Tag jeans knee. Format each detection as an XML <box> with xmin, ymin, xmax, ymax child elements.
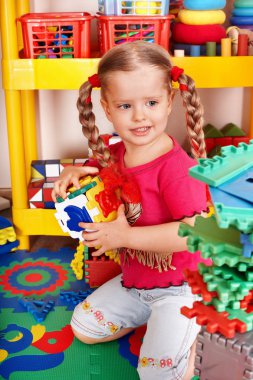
<box><xmin>72</xmin><ymin>327</ymin><xmax>104</xmax><ymax>345</ymax></box>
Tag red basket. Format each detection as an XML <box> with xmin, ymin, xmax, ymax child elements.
<box><xmin>96</xmin><ymin>14</ymin><xmax>174</xmax><ymax>55</ymax></box>
<box><xmin>18</xmin><ymin>12</ymin><xmax>93</xmax><ymax>59</ymax></box>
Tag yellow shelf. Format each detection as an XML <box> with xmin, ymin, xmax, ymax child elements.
<box><xmin>13</xmin><ymin>208</ymin><xmax>68</xmax><ymax>236</ymax></box>
<box><xmin>3</xmin><ymin>56</ymin><xmax>253</xmax><ymax>90</ymax></box>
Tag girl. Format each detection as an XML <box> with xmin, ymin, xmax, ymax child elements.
<box><xmin>53</xmin><ymin>41</ymin><xmax>208</xmax><ymax>380</ymax></box>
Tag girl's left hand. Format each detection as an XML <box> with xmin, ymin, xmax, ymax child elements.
<box><xmin>79</xmin><ymin>204</ymin><xmax>130</xmax><ymax>256</ymax></box>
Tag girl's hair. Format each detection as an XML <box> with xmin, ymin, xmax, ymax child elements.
<box><xmin>77</xmin><ymin>41</ymin><xmax>206</xmax><ymax>166</ymax></box>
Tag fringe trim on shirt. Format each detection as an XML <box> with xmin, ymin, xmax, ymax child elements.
<box><xmin>118</xmin><ymin>248</ymin><xmax>176</xmax><ymax>273</ymax></box>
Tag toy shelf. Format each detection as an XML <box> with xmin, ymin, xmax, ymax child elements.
<box><xmin>2</xmin><ymin>0</ymin><xmax>253</xmax><ymax>249</ymax></box>
<box><xmin>3</xmin><ymin>56</ymin><xmax>253</xmax><ymax>90</ymax></box>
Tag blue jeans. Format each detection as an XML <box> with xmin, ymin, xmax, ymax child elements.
<box><xmin>71</xmin><ymin>274</ymin><xmax>200</xmax><ymax>380</ymax></box>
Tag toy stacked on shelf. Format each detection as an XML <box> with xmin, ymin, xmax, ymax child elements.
<box><xmin>169</xmin><ymin>0</ymin><xmax>183</xmax><ymax>19</ymax></box>
<box><xmin>96</xmin><ymin>0</ymin><xmax>174</xmax><ymax>54</ymax></box>
<box><xmin>231</xmin><ymin>0</ymin><xmax>253</xmax><ymax>31</ymax></box>
<box><xmin>178</xmin><ymin>141</ymin><xmax>253</xmax><ymax>379</ymax></box>
<box><xmin>171</xmin><ymin>0</ymin><xmax>227</xmax><ymax>56</ymax></box>
<box><xmin>204</xmin><ymin>122</ymin><xmax>250</xmax><ymax>157</ymax></box>
<box><xmin>228</xmin><ymin>1</ymin><xmax>253</xmax><ymax>56</ymax></box>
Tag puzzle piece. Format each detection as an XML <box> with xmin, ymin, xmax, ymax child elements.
<box><xmin>19</xmin><ymin>297</ymin><xmax>55</xmax><ymax>322</ymax></box>
<box><xmin>184</xmin><ymin>269</ymin><xmax>217</xmax><ymax>303</ymax></box>
<box><xmin>181</xmin><ymin>301</ymin><xmax>247</xmax><ymax>338</ymax></box>
<box><xmin>60</xmin><ymin>290</ymin><xmax>94</xmax><ymax>306</ymax></box>
<box><xmin>189</xmin><ymin>141</ymin><xmax>253</xmax><ymax>187</ymax></box>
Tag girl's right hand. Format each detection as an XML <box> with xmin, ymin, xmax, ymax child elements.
<box><xmin>52</xmin><ymin>165</ymin><xmax>99</xmax><ymax>202</ymax></box>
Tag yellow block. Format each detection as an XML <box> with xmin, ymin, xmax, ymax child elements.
<box><xmin>135</xmin><ymin>1</ymin><xmax>158</xmax><ymax>14</ymax></box>
<box><xmin>178</xmin><ymin>9</ymin><xmax>226</xmax><ymax>25</ymax></box>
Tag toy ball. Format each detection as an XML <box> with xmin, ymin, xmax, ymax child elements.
<box><xmin>135</xmin><ymin>1</ymin><xmax>158</xmax><ymax>14</ymax></box>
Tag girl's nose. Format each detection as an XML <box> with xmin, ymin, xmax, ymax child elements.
<box><xmin>132</xmin><ymin>106</ymin><xmax>146</xmax><ymax>122</ymax></box>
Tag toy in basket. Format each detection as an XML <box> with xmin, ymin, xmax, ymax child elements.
<box><xmin>18</xmin><ymin>12</ymin><xmax>93</xmax><ymax>59</ymax></box>
<box><xmin>55</xmin><ymin>165</ymin><xmax>141</xmax><ymax>262</ymax></box>
<box><xmin>98</xmin><ymin>0</ymin><xmax>170</xmax><ymax>16</ymax></box>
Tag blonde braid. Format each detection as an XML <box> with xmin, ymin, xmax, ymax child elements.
<box><xmin>177</xmin><ymin>74</ymin><xmax>206</xmax><ymax>159</ymax></box>
<box><xmin>77</xmin><ymin>81</ymin><xmax>111</xmax><ymax>167</ymax></box>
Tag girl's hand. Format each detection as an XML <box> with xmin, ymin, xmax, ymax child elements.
<box><xmin>52</xmin><ymin>165</ymin><xmax>99</xmax><ymax>202</ymax></box>
<box><xmin>79</xmin><ymin>204</ymin><xmax>130</xmax><ymax>256</ymax></box>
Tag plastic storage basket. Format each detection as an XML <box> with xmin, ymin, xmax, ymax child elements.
<box><xmin>98</xmin><ymin>0</ymin><xmax>170</xmax><ymax>16</ymax></box>
<box><xmin>18</xmin><ymin>12</ymin><xmax>93</xmax><ymax>59</ymax></box>
<box><xmin>97</xmin><ymin>14</ymin><xmax>173</xmax><ymax>54</ymax></box>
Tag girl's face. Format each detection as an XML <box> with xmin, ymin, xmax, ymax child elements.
<box><xmin>100</xmin><ymin>65</ymin><xmax>173</xmax><ymax>150</ymax></box>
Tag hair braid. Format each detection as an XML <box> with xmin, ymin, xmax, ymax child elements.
<box><xmin>177</xmin><ymin>74</ymin><xmax>206</xmax><ymax>159</ymax></box>
<box><xmin>77</xmin><ymin>81</ymin><xmax>111</xmax><ymax>167</ymax></box>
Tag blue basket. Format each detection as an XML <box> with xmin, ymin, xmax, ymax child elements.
<box><xmin>98</xmin><ymin>0</ymin><xmax>170</xmax><ymax>16</ymax></box>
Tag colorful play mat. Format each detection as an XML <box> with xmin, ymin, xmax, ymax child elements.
<box><xmin>0</xmin><ymin>247</ymin><xmax>141</xmax><ymax>379</ymax></box>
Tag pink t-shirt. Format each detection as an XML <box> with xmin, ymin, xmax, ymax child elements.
<box><xmin>109</xmin><ymin>138</ymin><xmax>208</xmax><ymax>289</ymax></box>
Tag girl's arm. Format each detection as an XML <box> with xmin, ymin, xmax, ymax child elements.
<box><xmin>79</xmin><ymin>205</ymin><xmax>196</xmax><ymax>256</ymax></box>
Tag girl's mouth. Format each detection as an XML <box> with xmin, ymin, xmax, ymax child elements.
<box><xmin>131</xmin><ymin>126</ymin><xmax>151</xmax><ymax>135</ymax></box>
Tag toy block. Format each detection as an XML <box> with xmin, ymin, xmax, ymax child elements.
<box><xmin>43</xmin><ymin>184</ymin><xmax>54</xmax><ymax>202</ymax></box>
<box><xmin>179</xmin><ymin>216</ymin><xmax>253</xmax><ymax>269</ymax></box>
<box><xmin>181</xmin><ymin>301</ymin><xmax>247</xmax><ymax>338</ymax></box>
<box><xmin>233</xmin><ymin>136</ymin><xmax>250</xmax><ymax>146</ymax></box>
<box><xmin>45</xmin><ymin>159</ymin><xmax>60</xmax><ymax>177</ymax></box>
<box><xmin>178</xmin><ymin>215</ymin><xmax>242</xmax><ymax>256</ymax></box>
<box><xmin>204</xmin><ymin>138</ymin><xmax>215</xmax><ymax>153</ymax></box>
<box><xmin>189</xmin><ymin>141</ymin><xmax>253</xmax><ymax>187</ymax></box>
<box><xmin>199</xmin><ymin>263</ymin><xmax>252</xmax><ymax>303</ymax></box>
<box><xmin>29</xmin><ymin>201</ymin><xmax>45</xmax><ymax>209</ymax></box>
<box><xmin>60</xmin><ymin>158</ymin><xmax>74</xmax><ymax>164</ymax></box>
<box><xmin>218</xmin><ymin>167</ymin><xmax>253</xmax><ymax>204</ymax></box>
<box><xmin>209</xmin><ymin>186</ymin><xmax>253</xmax><ymax>234</ymax></box>
<box><xmin>0</xmin><ymin>240</ymin><xmax>19</xmax><ymax>254</ymax></box>
<box><xmin>194</xmin><ymin>328</ymin><xmax>253</xmax><ymax>380</ymax></box>
<box><xmin>241</xmin><ymin>233</ymin><xmax>253</xmax><ymax>258</ymax></box>
<box><xmin>44</xmin><ymin>202</ymin><xmax>55</xmax><ymax>209</ymax></box>
<box><xmin>70</xmin><ymin>242</ymin><xmax>87</xmax><ymax>280</ymax></box>
<box><xmin>19</xmin><ymin>297</ymin><xmax>55</xmax><ymax>322</ymax></box>
<box><xmin>203</xmin><ymin>124</ymin><xmax>223</xmax><ymax>138</ymax></box>
<box><xmin>60</xmin><ymin>289</ymin><xmax>94</xmax><ymax>306</ymax></box>
<box><xmin>0</xmin><ymin>216</ymin><xmax>19</xmax><ymax>253</ymax></box>
<box><xmin>240</xmin><ymin>290</ymin><xmax>253</xmax><ymax>310</ymax></box>
<box><xmin>184</xmin><ymin>269</ymin><xmax>217</xmax><ymax>303</ymax></box>
<box><xmin>73</xmin><ymin>158</ymin><xmax>89</xmax><ymax>166</ymax></box>
<box><xmin>31</xmin><ymin>160</ymin><xmax>46</xmax><ymax>179</ymax></box>
<box><xmin>221</xmin><ymin>122</ymin><xmax>246</xmax><ymax>137</ymax></box>
<box><xmin>207</xmin><ymin>145</ymin><xmax>222</xmax><ymax>158</ymax></box>
<box><xmin>85</xmin><ymin>257</ymin><xmax>121</xmax><ymax>288</ymax></box>
<box><xmin>215</xmin><ymin>137</ymin><xmax>233</xmax><ymax>148</ymax></box>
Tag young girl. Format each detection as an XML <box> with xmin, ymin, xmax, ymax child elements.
<box><xmin>53</xmin><ymin>41</ymin><xmax>208</xmax><ymax>380</ymax></box>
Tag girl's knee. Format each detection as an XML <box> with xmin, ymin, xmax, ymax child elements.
<box><xmin>72</xmin><ymin>327</ymin><xmax>104</xmax><ymax>344</ymax></box>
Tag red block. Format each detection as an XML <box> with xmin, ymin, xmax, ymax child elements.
<box><xmin>205</xmin><ymin>138</ymin><xmax>215</xmax><ymax>153</ymax></box>
<box><xmin>85</xmin><ymin>258</ymin><xmax>121</xmax><ymax>288</ymax></box>
<box><xmin>232</xmin><ymin>136</ymin><xmax>250</xmax><ymax>146</ymax></box>
<box><xmin>215</xmin><ymin>137</ymin><xmax>233</xmax><ymax>147</ymax></box>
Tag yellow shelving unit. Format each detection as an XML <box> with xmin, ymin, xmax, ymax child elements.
<box><xmin>1</xmin><ymin>0</ymin><xmax>253</xmax><ymax>249</ymax></box>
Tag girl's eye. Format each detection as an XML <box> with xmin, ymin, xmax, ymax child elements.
<box><xmin>147</xmin><ymin>100</ymin><xmax>158</xmax><ymax>107</ymax></box>
<box><xmin>118</xmin><ymin>104</ymin><xmax>131</xmax><ymax>110</ymax></box>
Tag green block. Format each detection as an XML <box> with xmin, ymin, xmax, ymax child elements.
<box><xmin>221</xmin><ymin>122</ymin><xmax>246</xmax><ymax>137</ymax></box>
<box><xmin>203</xmin><ymin>123</ymin><xmax>223</xmax><ymax>138</ymax></box>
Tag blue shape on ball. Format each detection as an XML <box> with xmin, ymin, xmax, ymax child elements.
<box><xmin>64</xmin><ymin>205</ymin><xmax>93</xmax><ymax>232</ymax></box>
